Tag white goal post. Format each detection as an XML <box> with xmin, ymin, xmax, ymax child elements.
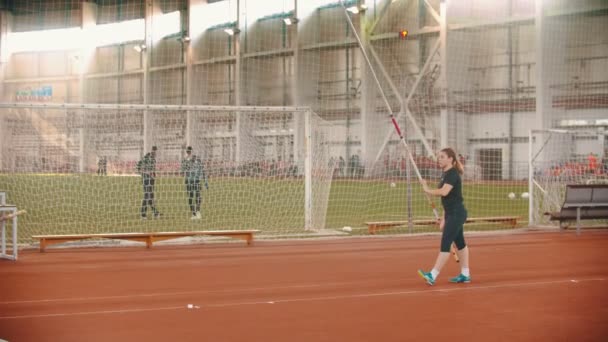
<box><xmin>528</xmin><ymin>129</ymin><xmax>606</xmax><ymax>227</ymax></box>
<box><xmin>0</xmin><ymin>191</ymin><xmax>19</xmax><ymax>260</ymax></box>
<box><xmin>0</xmin><ymin>103</ymin><xmax>334</xmax><ymax>243</ymax></box>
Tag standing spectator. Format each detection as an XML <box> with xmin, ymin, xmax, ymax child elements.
<box><xmin>351</xmin><ymin>153</ymin><xmax>361</xmax><ymax>177</ymax></box>
<box><xmin>338</xmin><ymin>156</ymin><xmax>345</xmax><ymax>177</ymax></box>
<box><xmin>587</xmin><ymin>152</ymin><xmax>598</xmax><ymax>174</ymax></box>
<box><xmin>136</xmin><ymin>146</ymin><xmax>161</xmax><ymax>219</ymax></box>
<box><xmin>97</xmin><ymin>156</ymin><xmax>107</xmax><ymax>175</ymax></box>
<box><xmin>180</xmin><ymin>146</ymin><xmax>208</xmax><ymax>220</ymax></box>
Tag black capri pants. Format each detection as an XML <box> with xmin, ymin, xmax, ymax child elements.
<box><xmin>440</xmin><ymin>208</ymin><xmax>468</xmax><ymax>252</ymax></box>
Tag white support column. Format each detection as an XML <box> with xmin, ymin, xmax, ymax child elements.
<box><xmin>79</xmin><ymin>113</ymin><xmax>86</xmax><ymax>173</ymax></box>
<box><xmin>0</xmin><ymin>10</ymin><xmax>18</xmax><ymax>171</ymax></box>
<box><xmin>143</xmin><ymin>0</ymin><xmax>154</xmax><ymax>153</ymax></box>
<box><xmin>528</xmin><ymin>129</ymin><xmax>534</xmax><ymax>225</ymax></box>
<box><xmin>439</xmin><ymin>0</ymin><xmax>448</xmax><ymax>149</ymax></box>
<box><xmin>234</xmin><ymin>0</ymin><xmax>241</xmax><ymax>107</ymax></box>
<box><xmin>0</xmin><ymin>113</ymin><xmax>4</xmax><ymax>171</ymax></box>
<box><xmin>0</xmin><ymin>10</ymin><xmax>9</xmax><ymax>171</ymax></box>
<box><xmin>535</xmin><ymin>0</ymin><xmax>547</xmax><ymax>131</ymax></box>
<box><xmin>355</xmin><ymin>3</ymin><xmax>371</xmax><ymax>170</ymax></box>
<box><xmin>292</xmin><ymin>0</ymin><xmax>303</xmax><ymax>168</ymax></box>
<box><xmin>304</xmin><ymin>109</ymin><xmax>312</xmax><ymax>230</ymax></box>
<box><xmin>0</xmin><ymin>10</ymin><xmax>10</xmax><ymax>101</ymax></box>
<box><xmin>0</xmin><ymin>10</ymin><xmax>9</xmax><ymax>66</ymax></box>
<box><xmin>186</xmin><ymin>0</ymin><xmax>196</xmax><ymax>147</ymax></box>
<box><xmin>79</xmin><ymin>2</ymin><xmax>97</xmax><ymax>173</ymax></box>
<box><xmin>291</xmin><ymin>0</ymin><xmax>299</xmax><ymax>106</ymax></box>
<box><xmin>234</xmin><ymin>0</ymin><xmax>244</xmax><ymax>164</ymax></box>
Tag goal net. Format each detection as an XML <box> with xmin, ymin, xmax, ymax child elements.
<box><xmin>0</xmin><ymin>104</ymin><xmax>335</xmax><ymax>243</ymax></box>
<box><xmin>0</xmin><ymin>0</ymin><xmax>606</xmax><ymax>238</ymax></box>
<box><xmin>320</xmin><ymin>0</ymin><xmax>532</xmax><ymax>230</ymax></box>
<box><xmin>529</xmin><ymin>129</ymin><xmax>606</xmax><ymax>227</ymax></box>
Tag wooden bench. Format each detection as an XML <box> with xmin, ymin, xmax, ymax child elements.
<box><xmin>545</xmin><ymin>184</ymin><xmax>608</xmax><ymax>234</ymax></box>
<box><xmin>365</xmin><ymin>216</ymin><xmax>519</xmax><ymax>235</ymax></box>
<box><xmin>32</xmin><ymin>230</ymin><xmax>260</xmax><ymax>252</ymax></box>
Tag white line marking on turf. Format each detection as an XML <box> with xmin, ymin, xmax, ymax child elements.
<box><xmin>0</xmin><ymin>278</ymin><xmax>604</xmax><ymax>320</ymax></box>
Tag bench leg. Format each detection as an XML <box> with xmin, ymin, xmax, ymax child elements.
<box><xmin>226</xmin><ymin>233</ymin><xmax>254</xmax><ymax>245</ymax></box>
<box><xmin>368</xmin><ymin>225</ymin><xmax>376</xmax><ymax>235</ymax></box>
<box><xmin>576</xmin><ymin>207</ymin><xmax>581</xmax><ymax>235</ymax></box>
<box><xmin>40</xmin><ymin>238</ymin><xmax>47</xmax><ymax>252</ymax></box>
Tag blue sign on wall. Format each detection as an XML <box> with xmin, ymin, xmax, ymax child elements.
<box><xmin>16</xmin><ymin>86</ymin><xmax>53</xmax><ymax>101</ymax></box>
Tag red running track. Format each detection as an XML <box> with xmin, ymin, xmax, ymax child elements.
<box><xmin>1</xmin><ymin>230</ymin><xmax>607</xmax><ymax>341</ymax></box>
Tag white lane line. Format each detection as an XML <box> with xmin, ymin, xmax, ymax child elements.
<box><xmin>0</xmin><ymin>278</ymin><xmax>413</xmax><ymax>305</ymax></box>
<box><xmin>202</xmin><ymin>278</ymin><xmax>606</xmax><ymax>308</ymax></box>
<box><xmin>0</xmin><ymin>278</ymin><xmax>604</xmax><ymax>320</ymax></box>
<box><xmin>0</xmin><ymin>306</ymin><xmax>184</xmax><ymax>320</ymax></box>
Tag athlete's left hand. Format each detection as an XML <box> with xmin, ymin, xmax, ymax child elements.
<box><xmin>420</xmin><ymin>180</ymin><xmax>430</xmax><ymax>193</ymax></box>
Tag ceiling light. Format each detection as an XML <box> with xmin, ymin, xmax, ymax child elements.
<box><xmin>224</xmin><ymin>28</ymin><xmax>240</xmax><ymax>36</ymax></box>
<box><xmin>284</xmin><ymin>17</ymin><xmax>299</xmax><ymax>25</ymax></box>
<box><xmin>346</xmin><ymin>6</ymin><xmax>359</xmax><ymax>14</ymax></box>
<box><xmin>133</xmin><ymin>44</ymin><xmax>146</xmax><ymax>52</ymax></box>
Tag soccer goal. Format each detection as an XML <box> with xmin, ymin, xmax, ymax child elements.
<box><xmin>528</xmin><ymin>129</ymin><xmax>606</xmax><ymax>227</ymax></box>
<box><xmin>0</xmin><ymin>191</ymin><xmax>19</xmax><ymax>260</ymax></box>
<box><xmin>0</xmin><ymin>103</ymin><xmax>335</xmax><ymax>244</ymax></box>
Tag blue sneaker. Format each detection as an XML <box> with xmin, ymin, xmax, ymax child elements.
<box><xmin>449</xmin><ymin>274</ymin><xmax>471</xmax><ymax>283</ymax></box>
<box><xmin>417</xmin><ymin>270</ymin><xmax>435</xmax><ymax>286</ymax></box>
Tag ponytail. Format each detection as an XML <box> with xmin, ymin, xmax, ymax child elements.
<box><xmin>440</xmin><ymin>147</ymin><xmax>464</xmax><ymax>175</ymax></box>
<box><xmin>454</xmin><ymin>159</ymin><xmax>464</xmax><ymax>175</ymax></box>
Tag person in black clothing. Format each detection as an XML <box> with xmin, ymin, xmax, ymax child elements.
<box><xmin>417</xmin><ymin>147</ymin><xmax>471</xmax><ymax>285</ymax></box>
<box><xmin>180</xmin><ymin>146</ymin><xmax>208</xmax><ymax>220</ymax></box>
<box><xmin>136</xmin><ymin>146</ymin><xmax>161</xmax><ymax>219</ymax></box>
<box><xmin>97</xmin><ymin>156</ymin><xmax>107</xmax><ymax>175</ymax></box>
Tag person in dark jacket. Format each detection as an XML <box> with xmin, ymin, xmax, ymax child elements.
<box><xmin>180</xmin><ymin>146</ymin><xmax>208</xmax><ymax>219</ymax></box>
<box><xmin>136</xmin><ymin>146</ymin><xmax>161</xmax><ymax>219</ymax></box>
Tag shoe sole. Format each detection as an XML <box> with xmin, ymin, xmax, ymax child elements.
<box><xmin>449</xmin><ymin>279</ymin><xmax>471</xmax><ymax>283</ymax></box>
<box><xmin>417</xmin><ymin>270</ymin><xmax>434</xmax><ymax>286</ymax></box>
